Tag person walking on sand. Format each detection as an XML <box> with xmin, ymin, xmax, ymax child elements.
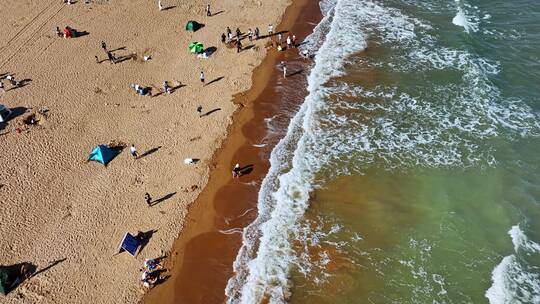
<box><xmin>163</xmin><ymin>81</ymin><xmax>172</xmax><ymax>94</ymax></box>
<box><xmin>197</xmin><ymin>105</ymin><xmax>203</xmax><ymax>117</ymax></box>
<box><xmin>255</xmin><ymin>27</ymin><xmax>260</xmax><ymax>40</ymax></box>
<box><xmin>130</xmin><ymin>144</ymin><xmax>138</xmax><ymax>159</ymax></box>
<box><xmin>226</xmin><ymin>26</ymin><xmax>232</xmax><ymax>37</ymax></box>
<box><xmin>106</xmin><ymin>51</ymin><xmax>116</xmax><ymax>64</ymax></box>
<box><xmin>101</xmin><ymin>41</ymin><xmax>107</xmax><ymax>52</ymax></box>
<box><xmin>145</xmin><ymin>192</ymin><xmax>152</xmax><ymax>207</ymax></box>
<box><xmin>236</xmin><ymin>28</ymin><xmax>241</xmax><ymax>38</ymax></box>
<box><xmin>232</xmin><ymin>164</ymin><xmax>241</xmax><ymax>178</ymax></box>
<box><xmin>200</xmin><ymin>71</ymin><xmax>205</xmax><ymax>86</ymax></box>
<box><xmin>236</xmin><ymin>39</ymin><xmax>242</xmax><ymax>53</ymax></box>
<box><xmin>206</xmin><ymin>4</ymin><xmax>211</xmax><ymax>16</ymax></box>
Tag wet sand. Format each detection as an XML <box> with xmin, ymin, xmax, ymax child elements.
<box><xmin>144</xmin><ymin>0</ymin><xmax>323</xmax><ymax>303</ymax></box>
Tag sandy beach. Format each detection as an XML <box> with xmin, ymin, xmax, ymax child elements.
<box><xmin>0</xmin><ymin>0</ymin><xmax>290</xmax><ymax>302</ymax></box>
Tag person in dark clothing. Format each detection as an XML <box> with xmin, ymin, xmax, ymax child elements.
<box><xmin>197</xmin><ymin>105</ymin><xmax>203</xmax><ymax>117</ymax></box>
<box><xmin>107</xmin><ymin>51</ymin><xmax>116</xmax><ymax>64</ymax></box>
<box><xmin>226</xmin><ymin>26</ymin><xmax>232</xmax><ymax>36</ymax></box>
<box><xmin>221</xmin><ymin>33</ymin><xmax>226</xmax><ymax>44</ymax></box>
<box><xmin>101</xmin><ymin>41</ymin><xmax>107</xmax><ymax>52</ymax></box>
<box><xmin>254</xmin><ymin>27</ymin><xmax>260</xmax><ymax>40</ymax></box>
<box><xmin>235</xmin><ymin>27</ymin><xmax>241</xmax><ymax>38</ymax></box>
<box><xmin>145</xmin><ymin>192</ymin><xmax>152</xmax><ymax>207</ymax></box>
<box><xmin>236</xmin><ymin>39</ymin><xmax>242</xmax><ymax>53</ymax></box>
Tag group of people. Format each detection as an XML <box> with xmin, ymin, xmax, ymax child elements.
<box><xmin>140</xmin><ymin>258</ymin><xmax>163</xmax><ymax>288</ymax></box>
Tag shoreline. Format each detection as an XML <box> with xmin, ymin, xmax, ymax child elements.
<box><xmin>144</xmin><ymin>0</ymin><xmax>323</xmax><ymax>302</ymax></box>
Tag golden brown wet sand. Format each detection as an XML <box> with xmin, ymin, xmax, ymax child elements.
<box><xmin>0</xmin><ymin>0</ymin><xmax>291</xmax><ymax>302</ymax></box>
<box><xmin>144</xmin><ymin>0</ymin><xmax>322</xmax><ymax>302</ymax></box>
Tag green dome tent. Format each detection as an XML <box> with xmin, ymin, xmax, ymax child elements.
<box><xmin>189</xmin><ymin>42</ymin><xmax>204</xmax><ymax>54</ymax></box>
<box><xmin>185</xmin><ymin>20</ymin><xmax>202</xmax><ymax>32</ymax></box>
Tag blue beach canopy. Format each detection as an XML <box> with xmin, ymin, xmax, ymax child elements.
<box><xmin>117</xmin><ymin>233</ymin><xmax>141</xmax><ymax>257</ymax></box>
<box><xmin>88</xmin><ymin>145</ymin><xmax>118</xmax><ymax>166</ymax></box>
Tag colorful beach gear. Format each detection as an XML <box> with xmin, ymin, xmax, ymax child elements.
<box><xmin>87</xmin><ymin>145</ymin><xmax>118</xmax><ymax>166</ymax></box>
<box><xmin>188</xmin><ymin>42</ymin><xmax>204</xmax><ymax>54</ymax></box>
<box><xmin>185</xmin><ymin>20</ymin><xmax>202</xmax><ymax>32</ymax></box>
<box><xmin>117</xmin><ymin>233</ymin><xmax>141</xmax><ymax>257</ymax></box>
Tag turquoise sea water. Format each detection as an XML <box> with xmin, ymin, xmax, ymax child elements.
<box><xmin>226</xmin><ymin>0</ymin><xmax>540</xmax><ymax>303</ymax></box>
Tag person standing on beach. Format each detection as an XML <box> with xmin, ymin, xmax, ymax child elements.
<box><xmin>163</xmin><ymin>81</ymin><xmax>171</xmax><ymax>94</ymax></box>
<box><xmin>206</xmin><ymin>4</ymin><xmax>211</xmax><ymax>16</ymax></box>
<box><xmin>248</xmin><ymin>29</ymin><xmax>253</xmax><ymax>42</ymax></box>
<box><xmin>226</xmin><ymin>26</ymin><xmax>232</xmax><ymax>37</ymax></box>
<box><xmin>221</xmin><ymin>33</ymin><xmax>226</xmax><ymax>44</ymax></box>
<box><xmin>236</xmin><ymin>28</ymin><xmax>241</xmax><ymax>38</ymax></box>
<box><xmin>282</xmin><ymin>62</ymin><xmax>287</xmax><ymax>78</ymax></box>
<box><xmin>197</xmin><ymin>105</ymin><xmax>203</xmax><ymax>117</ymax></box>
<box><xmin>268</xmin><ymin>24</ymin><xmax>274</xmax><ymax>36</ymax></box>
<box><xmin>255</xmin><ymin>27</ymin><xmax>260</xmax><ymax>40</ymax></box>
<box><xmin>200</xmin><ymin>71</ymin><xmax>205</xmax><ymax>86</ymax></box>
<box><xmin>232</xmin><ymin>164</ymin><xmax>240</xmax><ymax>178</ymax></box>
<box><xmin>236</xmin><ymin>39</ymin><xmax>242</xmax><ymax>53</ymax></box>
<box><xmin>130</xmin><ymin>144</ymin><xmax>138</xmax><ymax>158</ymax></box>
<box><xmin>101</xmin><ymin>41</ymin><xmax>107</xmax><ymax>52</ymax></box>
<box><xmin>107</xmin><ymin>51</ymin><xmax>116</xmax><ymax>64</ymax></box>
<box><xmin>286</xmin><ymin>36</ymin><xmax>292</xmax><ymax>48</ymax></box>
<box><xmin>292</xmin><ymin>35</ymin><xmax>297</xmax><ymax>47</ymax></box>
<box><xmin>145</xmin><ymin>192</ymin><xmax>152</xmax><ymax>207</ymax></box>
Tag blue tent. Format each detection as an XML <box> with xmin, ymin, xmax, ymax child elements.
<box><xmin>117</xmin><ymin>233</ymin><xmax>141</xmax><ymax>257</ymax></box>
<box><xmin>88</xmin><ymin>145</ymin><xmax>118</xmax><ymax>166</ymax></box>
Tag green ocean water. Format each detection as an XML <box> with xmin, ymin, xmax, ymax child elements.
<box><xmin>286</xmin><ymin>0</ymin><xmax>540</xmax><ymax>303</ymax></box>
<box><xmin>224</xmin><ymin>1</ymin><xmax>540</xmax><ymax>303</ymax></box>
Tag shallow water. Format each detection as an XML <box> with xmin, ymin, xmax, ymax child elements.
<box><xmin>226</xmin><ymin>0</ymin><xmax>540</xmax><ymax>303</ymax></box>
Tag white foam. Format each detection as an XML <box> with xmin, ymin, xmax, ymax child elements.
<box><xmin>486</xmin><ymin>225</ymin><xmax>540</xmax><ymax>304</ymax></box>
<box><xmin>509</xmin><ymin>225</ymin><xmax>540</xmax><ymax>253</ymax></box>
<box><xmin>225</xmin><ymin>0</ymin><xmax>368</xmax><ymax>302</ymax></box>
<box><xmin>452</xmin><ymin>8</ymin><xmax>473</xmax><ymax>33</ymax></box>
<box><xmin>452</xmin><ymin>0</ymin><xmax>480</xmax><ymax>33</ymax></box>
<box><xmin>486</xmin><ymin>255</ymin><xmax>540</xmax><ymax>304</ymax></box>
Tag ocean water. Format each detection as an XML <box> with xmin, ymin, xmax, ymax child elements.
<box><xmin>226</xmin><ymin>0</ymin><xmax>540</xmax><ymax>303</ymax></box>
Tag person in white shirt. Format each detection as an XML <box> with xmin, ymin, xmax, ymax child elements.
<box><xmin>130</xmin><ymin>144</ymin><xmax>138</xmax><ymax>159</ymax></box>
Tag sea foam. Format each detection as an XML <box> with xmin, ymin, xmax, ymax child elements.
<box><xmin>486</xmin><ymin>225</ymin><xmax>540</xmax><ymax>304</ymax></box>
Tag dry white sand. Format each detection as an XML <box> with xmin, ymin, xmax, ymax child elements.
<box><xmin>0</xmin><ymin>0</ymin><xmax>289</xmax><ymax>302</ymax></box>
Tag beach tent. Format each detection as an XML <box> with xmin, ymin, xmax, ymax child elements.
<box><xmin>0</xmin><ymin>266</ymin><xmax>23</xmax><ymax>295</ymax></box>
<box><xmin>117</xmin><ymin>233</ymin><xmax>141</xmax><ymax>257</ymax></box>
<box><xmin>189</xmin><ymin>42</ymin><xmax>204</xmax><ymax>54</ymax></box>
<box><xmin>185</xmin><ymin>20</ymin><xmax>202</xmax><ymax>32</ymax></box>
<box><xmin>87</xmin><ymin>145</ymin><xmax>118</xmax><ymax>166</ymax></box>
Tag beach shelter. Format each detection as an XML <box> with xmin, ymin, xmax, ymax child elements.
<box><xmin>117</xmin><ymin>233</ymin><xmax>141</xmax><ymax>257</ymax></box>
<box><xmin>87</xmin><ymin>145</ymin><xmax>117</xmax><ymax>166</ymax></box>
<box><xmin>0</xmin><ymin>266</ymin><xmax>22</xmax><ymax>295</ymax></box>
<box><xmin>185</xmin><ymin>20</ymin><xmax>202</xmax><ymax>32</ymax></box>
<box><xmin>189</xmin><ymin>42</ymin><xmax>204</xmax><ymax>54</ymax></box>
